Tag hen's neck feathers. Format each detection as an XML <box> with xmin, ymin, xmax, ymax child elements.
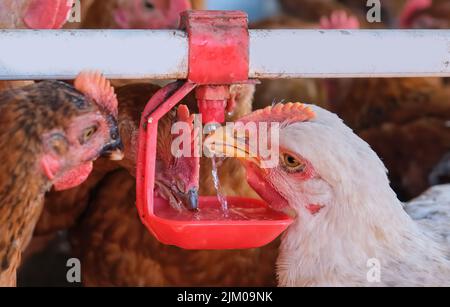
<box><xmin>0</xmin><ymin>91</ymin><xmax>51</xmax><ymax>285</ymax></box>
<box><xmin>277</xmin><ymin>105</ymin><xmax>450</xmax><ymax>286</ymax></box>
<box><xmin>0</xmin><ymin>117</ymin><xmax>48</xmax><ymax>287</ymax></box>
<box><xmin>0</xmin><ymin>82</ymin><xmax>89</xmax><ymax>285</ymax></box>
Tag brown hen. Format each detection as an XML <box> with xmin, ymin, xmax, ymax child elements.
<box><xmin>35</xmin><ymin>83</ymin><xmax>162</xmax><ymax>236</ymax></box>
<box><xmin>81</xmin><ymin>0</ymin><xmax>191</xmax><ymax>29</ymax></box>
<box><xmin>0</xmin><ymin>74</ymin><xmax>121</xmax><ymax>286</ymax></box>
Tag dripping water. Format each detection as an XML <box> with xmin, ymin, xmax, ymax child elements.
<box><xmin>211</xmin><ymin>156</ymin><xmax>229</xmax><ymax>217</ymax></box>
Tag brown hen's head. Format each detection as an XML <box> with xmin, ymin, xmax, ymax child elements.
<box><xmin>156</xmin><ymin>105</ymin><xmax>200</xmax><ymax>211</ymax></box>
<box><xmin>0</xmin><ymin>72</ymin><xmax>122</xmax><ymax>193</ymax></box>
<box><xmin>101</xmin><ymin>83</ymin><xmax>199</xmax><ymax>210</ymax></box>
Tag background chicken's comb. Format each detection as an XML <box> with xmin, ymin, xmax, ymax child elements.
<box><xmin>400</xmin><ymin>0</ymin><xmax>432</xmax><ymax>27</ymax></box>
<box><xmin>239</xmin><ymin>102</ymin><xmax>315</xmax><ymax>125</ymax></box>
<box><xmin>74</xmin><ymin>71</ymin><xmax>118</xmax><ymax>118</ymax></box>
<box><xmin>24</xmin><ymin>0</ymin><xmax>75</xmax><ymax>29</ymax></box>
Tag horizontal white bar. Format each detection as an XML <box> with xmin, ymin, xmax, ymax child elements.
<box><xmin>249</xmin><ymin>30</ymin><xmax>450</xmax><ymax>78</ymax></box>
<box><xmin>1</xmin><ymin>30</ymin><xmax>449</xmax><ymax>80</ymax></box>
<box><xmin>0</xmin><ymin>30</ymin><xmax>188</xmax><ymax>80</ymax></box>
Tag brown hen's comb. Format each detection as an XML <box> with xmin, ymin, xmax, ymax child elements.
<box><xmin>177</xmin><ymin>104</ymin><xmax>200</xmax><ymax>153</ymax></box>
<box><xmin>400</xmin><ymin>0</ymin><xmax>432</xmax><ymax>28</ymax></box>
<box><xmin>74</xmin><ymin>71</ymin><xmax>118</xmax><ymax>118</ymax></box>
<box><xmin>239</xmin><ymin>102</ymin><xmax>316</xmax><ymax>125</ymax></box>
<box><xmin>177</xmin><ymin>104</ymin><xmax>195</xmax><ymax>124</ymax></box>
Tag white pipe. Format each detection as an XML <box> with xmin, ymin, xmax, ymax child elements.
<box><xmin>0</xmin><ymin>30</ymin><xmax>188</xmax><ymax>80</ymax></box>
<box><xmin>249</xmin><ymin>30</ymin><xmax>450</xmax><ymax>78</ymax></box>
<box><xmin>0</xmin><ymin>29</ymin><xmax>449</xmax><ymax>80</ymax></box>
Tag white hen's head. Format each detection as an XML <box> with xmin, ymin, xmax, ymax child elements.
<box><xmin>208</xmin><ymin>103</ymin><xmax>394</xmax><ymax>221</ymax></box>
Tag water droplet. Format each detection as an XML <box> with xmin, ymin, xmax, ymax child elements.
<box><xmin>211</xmin><ymin>156</ymin><xmax>229</xmax><ymax>217</ymax></box>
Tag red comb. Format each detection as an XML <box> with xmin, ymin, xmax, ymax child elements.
<box><xmin>400</xmin><ymin>0</ymin><xmax>433</xmax><ymax>28</ymax></box>
<box><xmin>74</xmin><ymin>71</ymin><xmax>118</xmax><ymax>118</ymax></box>
<box><xmin>239</xmin><ymin>102</ymin><xmax>316</xmax><ymax>125</ymax></box>
<box><xmin>177</xmin><ymin>104</ymin><xmax>200</xmax><ymax>154</ymax></box>
<box><xmin>174</xmin><ymin>104</ymin><xmax>200</xmax><ymax>192</ymax></box>
<box><xmin>24</xmin><ymin>0</ymin><xmax>74</xmax><ymax>29</ymax></box>
<box><xmin>177</xmin><ymin>104</ymin><xmax>194</xmax><ymax>123</ymax></box>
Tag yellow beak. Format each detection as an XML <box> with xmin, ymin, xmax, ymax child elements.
<box><xmin>205</xmin><ymin>126</ymin><xmax>262</xmax><ymax>167</ymax></box>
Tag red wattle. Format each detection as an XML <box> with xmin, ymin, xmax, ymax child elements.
<box><xmin>53</xmin><ymin>162</ymin><xmax>93</xmax><ymax>191</ymax></box>
<box><xmin>24</xmin><ymin>0</ymin><xmax>74</xmax><ymax>29</ymax></box>
<box><xmin>245</xmin><ymin>164</ymin><xmax>289</xmax><ymax>212</ymax></box>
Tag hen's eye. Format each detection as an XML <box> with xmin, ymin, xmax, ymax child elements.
<box><xmin>143</xmin><ymin>0</ymin><xmax>155</xmax><ymax>10</ymax></box>
<box><xmin>80</xmin><ymin>126</ymin><xmax>98</xmax><ymax>144</ymax></box>
<box><xmin>281</xmin><ymin>153</ymin><xmax>305</xmax><ymax>172</ymax></box>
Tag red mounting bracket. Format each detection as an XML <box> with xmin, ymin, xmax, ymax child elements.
<box><xmin>181</xmin><ymin>10</ymin><xmax>251</xmax><ymax>124</ymax></box>
<box><xmin>181</xmin><ymin>10</ymin><xmax>249</xmax><ymax>85</ymax></box>
<box><xmin>136</xmin><ymin>11</ymin><xmax>292</xmax><ymax>250</ymax></box>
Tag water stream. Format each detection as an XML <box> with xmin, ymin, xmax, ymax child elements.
<box><xmin>211</xmin><ymin>156</ymin><xmax>229</xmax><ymax>217</ymax></box>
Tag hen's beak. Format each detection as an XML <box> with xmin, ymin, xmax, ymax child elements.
<box><xmin>174</xmin><ymin>187</ymin><xmax>199</xmax><ymax>211</ymax></box>
<box><xmin>100</xmin><ymin>140</ymin><xmax>124</xmax><ymax>161</ymax></box>
<box><xmin>205</xmin><ymin>126</ymin><xmax>261</xmax><ymax>167</ymax></box>
<box><xmin>185</xmin><ymin>188</ymin><xmax>199</xmax><ymax>211</ymax></box>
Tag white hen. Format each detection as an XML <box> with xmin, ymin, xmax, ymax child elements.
<box><xmin>207</xmin><ymin>103</ymin><xmax>450</xmax><ymax>287</ymax></box>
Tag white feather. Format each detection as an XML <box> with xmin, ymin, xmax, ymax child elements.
<box><xmin>274</xmin><ymin>105</ymin><xmax>450</xmax><ymax>286</ymax></box>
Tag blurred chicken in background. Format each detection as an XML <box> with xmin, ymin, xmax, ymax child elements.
<box><xmin>0</xmin><ymin>0</ymin><xmax>74</xmax><ymax>92</ymax></box>
<box><xmin>82</xmin><ymin>0</ymin><xmax>191</xmax><ymax>29</ymax></box>
<box><xmin>0</xmin><ymin>0</ymin><xmax>74</xmax><ymax>29</ymax></box>
<box><xmin>398</xmin><ymin>0</ymin><xmax>450</xmax><ymax>29</ymax></box>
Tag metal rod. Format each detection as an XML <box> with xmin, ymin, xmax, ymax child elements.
<box><xmin>0</xmin><ymin>30</ymin><xmax>188</xmax><ymax>80</ymax></box>
<box><xmin>249</xmin><ymin>30</ymin><xmax>450</xmax><ymax>78</ymax></box>
<box><xmin>1</xmin><ymin>29</ymin><xmax>450</xmax><ymax>80</ymax></box>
